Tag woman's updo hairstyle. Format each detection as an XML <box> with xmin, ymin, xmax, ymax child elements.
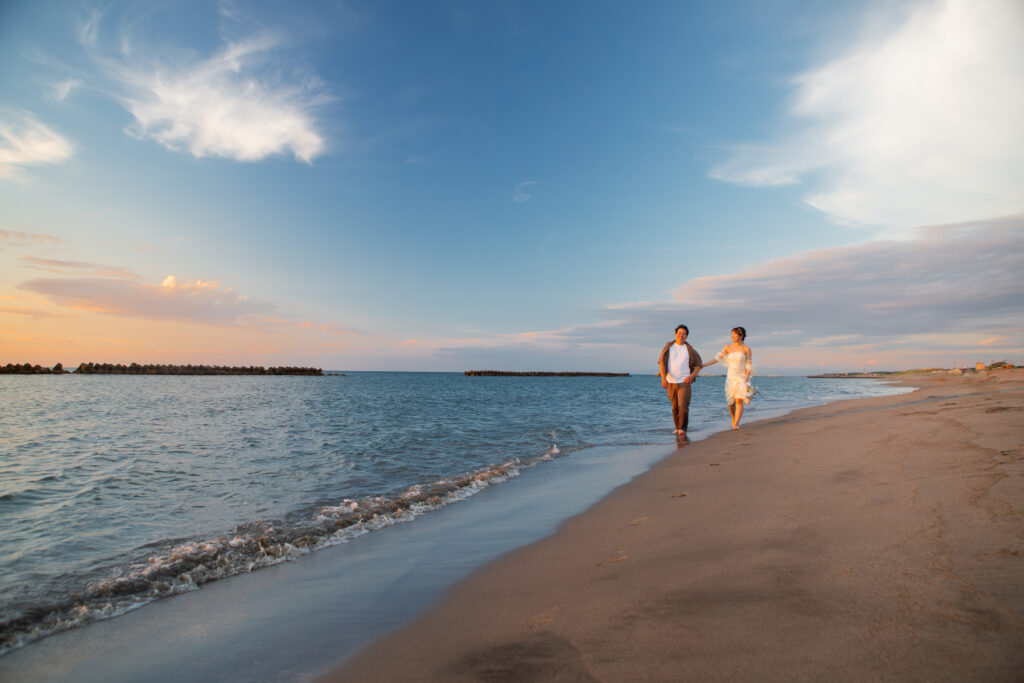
<box><xmin>732</xmin><ymin>326</ymin><xmax>747</xmax><ymax>340</ymax></box>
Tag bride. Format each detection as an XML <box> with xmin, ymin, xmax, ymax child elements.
<box><xmin>700</xmin><ymin>327</ymin><xmax>753</xmax><ymax>430</ymax></box>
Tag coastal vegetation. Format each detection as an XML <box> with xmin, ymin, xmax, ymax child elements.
<box><xmin>808</xmin><ymin>362</ymin><xmax>1020</xmax><ymax>378</ymax></box>
<box><xmin>465</xmin><ymin>371</ymin><xmax>630</xmax><ymax>377</ymax></box>
<box><xmin>1</xmin><ymin>363</ymin><xmax>322</xmax><ymax>375</ymax></box>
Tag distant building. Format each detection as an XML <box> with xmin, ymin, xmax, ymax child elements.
<box><xmin>976</xmin><ymin>362</ymin><xmax>985</xmax><ymax>371</ymax></box>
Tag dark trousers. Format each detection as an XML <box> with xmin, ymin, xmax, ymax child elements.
<box><xmin>667</xmin><ymin>381</ymin><xmax>692</xmax><ymax>431</ymax></box>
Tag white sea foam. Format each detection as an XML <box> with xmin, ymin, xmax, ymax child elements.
<box><xmin>0</xmin><ymin>456</ymin><xmax>526</xmax><ymax>655</ymax></box>
<box><xmin>541</xmin><ymin>444</ymin><xmax>561</xmax><ymax>460</ymax></box>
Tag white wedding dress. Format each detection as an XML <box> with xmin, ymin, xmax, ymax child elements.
<box><xmin>715</xmin><ymin>350</ymin><xmax>751</xmax><ymax>405</ymax></box>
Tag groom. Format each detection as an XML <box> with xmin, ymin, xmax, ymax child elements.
<box><xmin>658</xmin><ymin>324</ymin><xmax>703</xmax><ymax>435</ymax></box>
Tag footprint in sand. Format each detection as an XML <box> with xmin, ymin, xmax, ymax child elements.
<box><xmin>997</xmin><ymin>449</ymin><xmax>1023</xmax><ymax>463</ymax></box>
<box><xmin>671</xmin><ymin>492</ymin><xmax>687</xmax><ymax>498</ymax></box>
<box><xmin>601</xmin><ymin>550</ymin><xmax>628</xmax><ymax>565</ymax></box>
<box><xmin>630</xmin><ymin>517</ymin><xmax>649</xmax><ymax>526</ymax></box>
<box><xmin>709</xmin><ymin>463</ymin><xmax>720</xmax><ymax>467</ymax></box>
<box><xmin>527</xmin><ymin>607</ymin><xmax>558</xmax><ymax>628</ymax></box>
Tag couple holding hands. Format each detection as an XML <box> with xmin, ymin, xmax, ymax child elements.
<box><xmin>658</xmin><ymin>324</ymin><xmax>753</xmax><ymax>435</ymax></box>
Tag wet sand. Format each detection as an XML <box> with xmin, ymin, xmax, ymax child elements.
<box><xmin>325</xmin><ymin>371</ymin><xmax>1024</xmax><ymax>682</ymax></box>
<box><xmin>0</xmin><ymin>444</ymin><xmax>681</xmax><ymax>683</ymax></box>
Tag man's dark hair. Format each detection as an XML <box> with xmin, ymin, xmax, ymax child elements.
<box><xmin>675</xmin><ymin>324</ymin><xmax>689</xmax><ymax>334</ymax></box>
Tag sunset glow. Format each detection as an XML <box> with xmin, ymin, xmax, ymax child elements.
<box><xmin>1</xmin><ymin>0</ymin><xmax>1021</xmax><ymax>373</ymax></box>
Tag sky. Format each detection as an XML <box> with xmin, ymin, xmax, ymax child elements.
<box><xmin>1</xmin><ymin>0</ymin><xmax>1022</xmax><ymax>374</ymax></box>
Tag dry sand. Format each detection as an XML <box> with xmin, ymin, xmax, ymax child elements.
<box><xmin>323</xmin><ymin>371</ymin><xmax>1024</xmax><ymax>682</ymax></box>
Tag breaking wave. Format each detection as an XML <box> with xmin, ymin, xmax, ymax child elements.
<box><xmin>0</xmin><ymin>456</ymin><xmax>539</xmax><ymax>654</ymax></box>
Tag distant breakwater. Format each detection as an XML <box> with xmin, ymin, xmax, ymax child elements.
<box><xmin>464</xmin><ymin>371</ymin><xmax>630</xmax><ymax>377</ymax></box>
<box><xmin>1</xmin><ymin>362</ymin><xmax>323</xmax><ymax>376</ymax></box>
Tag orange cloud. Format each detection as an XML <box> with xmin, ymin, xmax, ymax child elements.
<box><xmin>19</xmin><ymin>274</ymin><xmax>271</xmax><ymax>325</ymax></box>
<box><xmin>0</xmin><ymin>305</ymin><xmax>62</xmax><ymax>319</ymax></box>
<box><xmin>3</xmin><ymin>270</ymin><xmax>376</xmax><ymax>367</ymax></box>
<box><xmin>0</xmin><ymin>230</ymin><xmax>66</xmax><ymax>247</ymax></box>
<box><xmin>21</xmin><ymin>255</ymin><xmax>95</xmax><ymax>271</ymax></box>
<box><xmin>21</xmin><ymin>255</ymin><xmax>143</xmax><ymax>280</ymax></box>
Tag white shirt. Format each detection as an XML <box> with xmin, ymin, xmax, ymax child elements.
<box><xmin>667</xmin><ymin>343</ymin><xmax>690</xmax><ymax>383</ymax></box>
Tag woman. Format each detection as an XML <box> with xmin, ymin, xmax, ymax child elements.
<box><xmin>700</xmin><ymin>327</ymin><xmax>753</xmax><ymax>430</ymax></box>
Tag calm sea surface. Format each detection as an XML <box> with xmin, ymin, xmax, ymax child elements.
<box><xmin>0</xmin><ymin>372</ymin><xmax>911</xmax><ymax>653</ymax></box>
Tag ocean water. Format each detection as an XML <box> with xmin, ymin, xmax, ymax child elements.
<box><xmin>0</xmin><ymin>372</ymin><xmax>911</xmax><ymax>654</ymax></box>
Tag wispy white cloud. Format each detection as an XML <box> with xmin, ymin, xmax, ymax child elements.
<box><xmin>77</xmin><ymin>11</ymin><xmax>329</xmax><ymax>164</ymax></box>
<box><xmin>78</xmin><ymin>7</ymin><xmax>105</xmax><ymax>47</ymax></box>
<box><xmin>0</xmin><ymin>113</ymin><xmax>74</xmax><ymax>179</ymax></box>
<box><xmin>513</xmin><ymin>180</ymin><xmax>536</xmax><ymax>203</ymax></box>
<box><xmin>51</xmin><ymin>79</ymin><xmax>81</xmax><ymax>102</ymax></box>
<box><xmin>711</xmin><ymin>0</ymin><xmax>1024</xmax><ymax>229</ymax></box>
<box><xmin>119</xmin><ymin>38</ymin><xmax>327</xmax><ymax>163</ymax></box>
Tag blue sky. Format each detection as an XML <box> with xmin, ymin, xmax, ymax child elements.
<box><xmin>1</xmin><ymin>0</ymin><xmax>1022</xmax><ymax>373</ymax></box>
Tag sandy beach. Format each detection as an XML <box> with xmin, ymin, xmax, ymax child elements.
<box><xmin>325</xmin><ymin>371</ymin><xmax>1024</xmax><ymax>682</ymax></box>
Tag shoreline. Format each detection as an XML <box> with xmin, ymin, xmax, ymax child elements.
<box><xmin>0</xmin><ymin>375</ymin><xmax>1003</xmax><ymax>681</ymax></box>
<box><xmin>0</xmin><ymin>443</ymin><xmax>682</xmax><ymax>682</ymax></box>
<box><xmin>325</xmin><ymin>371</ymin><xmax>1024</xmax><ymax>681</ymax></box>
<box><xmin>0</xmin><ymin>375</ymin><xmax>897</xmax><ymax>649</ymax></box>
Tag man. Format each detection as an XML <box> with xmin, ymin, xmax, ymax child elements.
<box><xmin>658</xmin><ymin>324</ymin><xmax>703</xmax><ymax>435</ymax></box>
